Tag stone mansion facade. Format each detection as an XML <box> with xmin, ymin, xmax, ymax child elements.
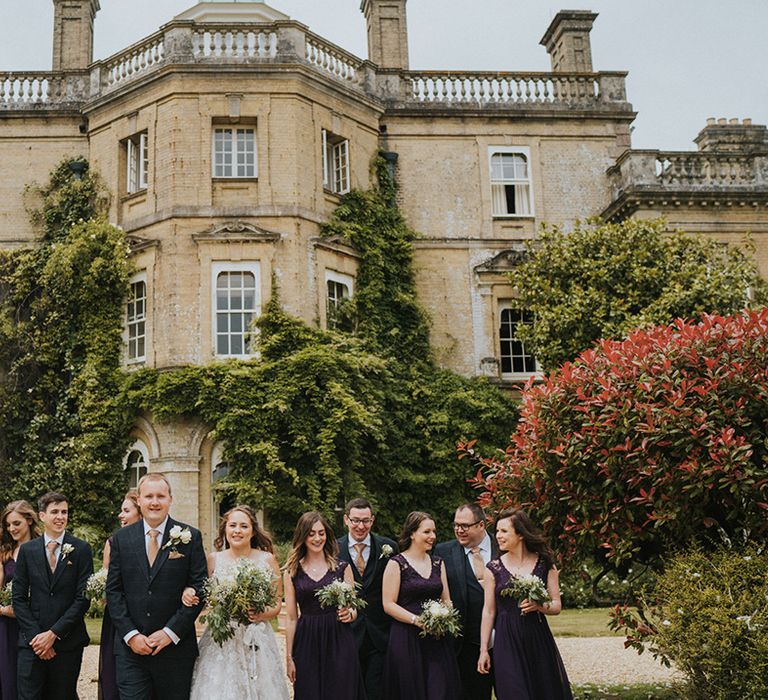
<box><xmin>1</xmin><ymin>0</ymin><xmax>766</xmax><ymax>542</ymax></box>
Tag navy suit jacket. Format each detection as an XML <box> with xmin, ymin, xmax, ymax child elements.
<box><xmin>12</xmin><ymin>533</ymin><xmax>92</xmax><ymax>651</ymax></box>
<box><xmin>337</xmin><ymin>532</ymin><xmax>398</xmax><ymax>653</ymax></box>
<box><xmin>106</xmin><ymin>517</ymin><xmax>207</xmax><ymax>659</ymax></box>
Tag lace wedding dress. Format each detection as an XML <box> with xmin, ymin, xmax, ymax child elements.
<box><xmin>190</xmin><ymin>552</ymin><xmax>290</xmax><ymax>700</ymax></box>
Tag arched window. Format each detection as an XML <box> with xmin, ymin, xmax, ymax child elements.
<box><xmin>490</xmin><ymin>148</ymin><xmax>533</xmax><ymax>217</ymax></box>
<box><xmin>124</xmin><ymin>440</ymin><xmax>149</xmax><ymax>489</ymax></box>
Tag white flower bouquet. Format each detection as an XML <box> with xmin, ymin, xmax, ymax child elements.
<box><xmin>315</xmin><ymin>579</ymin><xmax>367</xmax><ymax>612</ymax></box>
<box><xmin>500</xmin><ymin>573</ymin><xmax>551</xmax><ymax>613</ymax></box>
<box><xmin>417</xmin><ymin>599</ymin><xmax>462</xmax><ymax>639</ymax></box>
<box><xmin>0</xmin><ymin>582</ymin><xmax>12</xmax><ymax>607</ymax></box>
<box><xmin>202</xmin><ymin>559</ymin><xmax>278</xmax><ymax>646</ymax></box>
<box><xmin>86</xmin><ymin>568</ymin><xmax>108</xmax><ymax>600</ymax></box>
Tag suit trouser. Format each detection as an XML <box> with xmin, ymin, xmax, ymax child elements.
<box><xmin>359</xmin><ymin>631</ymin><xmax>386</xmax><ymax>700</ymax></box>
<box><xmin>116</xmin><ymin>651</ymin><xmax>195</xmax><ymax>700</ymax></box>
<box><xmin>16</xmin><ymin>646</ymin><xmax>83</xmax><ymax>700</ymax></box>
<box><xmin>457</xmin><ymin>641</ymin><xmax>494</xmax><ymax>700</ymax></box>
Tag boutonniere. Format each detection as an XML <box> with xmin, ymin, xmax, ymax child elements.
<box><xmin>379</xmin><ymin>544</ymin><xmax>394</xmax><ymax>560</ymax></box>
<box><xmin>162</xmin><ymin>526</ymin><xmax>192</xmax><ymax>551</ymax></box>
<box><xmin>60</xmin><ymin>543</ymin><xmax>75</xmax><ymax>559</ymax></box>
<box><xmin>168</xmin><ymin>551</ymin><xmax>185</xmax><ymax>560</ymax></box>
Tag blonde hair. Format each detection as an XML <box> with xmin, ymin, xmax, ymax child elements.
<box><xmin>1</xmin><ymin>501</ymin><xmax>41</xmax><ymax>562</ymax></box>
<box><xmin>137</xmin><ymin>473</ymin><xmax>172</xmax><ymax>497</ymax></box>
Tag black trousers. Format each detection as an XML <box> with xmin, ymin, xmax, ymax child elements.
<box><xmin>116</xmin><ymin>652</ymin><xmax>195</xmax><ymax>700</ymax></box>
<box><xmin>359</xmin><ymin>631</ymin><xmax>386</xmax><ymax>700</ymax></box>
<box><xmin>17</xmin><ymin>647</ymin><xmax>83</xmax><ymax>700</ymax></box>
<box><xmin>457</xmin><ymin>641</ymin><xmax>494</xmax><ymax>700</ymax></box>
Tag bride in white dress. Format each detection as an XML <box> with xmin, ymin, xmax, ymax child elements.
<box><xmin>187</xmin><ymin>505</ymin><xmax>290</xmax><ymax>700</ymax></box>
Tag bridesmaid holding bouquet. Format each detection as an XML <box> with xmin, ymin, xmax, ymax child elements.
<box><xmin>283</xmin><ymin>511</ymin><xmax>366</xmax><ymax>700</ymax></box>
<box><xmin>0</xmin><ymin>501</ymin><xmax>41</xmax><ymax>700</ymax></box>
<box><xmin>477</xmin><ymin>507</ymin><xmax>572</xmax><ymax>700</ymax></box>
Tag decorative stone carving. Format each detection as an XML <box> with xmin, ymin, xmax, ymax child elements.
<box><xmin>474</xmin><ymin>247</ymin><xmax>530</xmax><ymax>273</ymax></box>
<box><xmin>192</xmin><ymin>220</ymin><xmax>281</xmax><ymax>242</ymax></box>
<box><xmin>125</xmin><ymin>234</ymin><xmax>159</xmax><ymax>251</ymax></box>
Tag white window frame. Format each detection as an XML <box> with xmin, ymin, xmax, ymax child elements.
<box><xmin>126</xmin><ymin>273</ymin><xmax>147</xmax><ymax>363</ymax></box>
<box><xmin>212</xmin><ymin>127</ymin><xmax>257</xmax><ymax>179</ymax></box>
<box><xmin>212</xmin><ymin>262</ymin><xmax>261</xmax><ymax>359</ymax></box>
<box><xmin>322</xmin><ymin>129</ymin><xmax>350</xmax><ymax>195</ymax></box>
<box><xmin>498</xmin><ymin>304</ymin><xmax>541</xmax><ymax>380</ymax></box>
<box><xmin>324</xmin><ymin>270</ymin><xmax>354</xmax><ymax>329</ymax></box>
<box><xmin>126</xmin><ymin>132</ymin><xmax>148</xmax><ymax>194</ymax></box>
<box><xmin>123</xmin><ymin>439</ymin><xmax>149</xmax><ymax>489</ymax></box>
<box><xmin>489</xmin><ymin>146</ymin><xmax>534</xmax><ymax>218</ymax></box>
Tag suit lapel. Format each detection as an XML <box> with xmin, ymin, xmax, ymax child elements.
<box><xmin>451</xmin><ymin>541</ymin><xmax>468</xmax><ymax>610</ymax></box>
<box><xmin>363</xmin><ymin>534</ymin><xmax>379</xmax><ymax>586</ymax></box>
<box><xmin>36</xmin><ymin>538</ymin><xmax>53</xmax><ymax>585</ymax></box>
<box><xmin>148</xmin><ymin>518</ymin><xmax>174</xmax><ymax>583</ymax></box>
<box><xmin>132</xmin><ymin>521</ymin><xmax>151</xmax><ymax>580</ymax></box>
<box><xmin>50</xmin><ymin>533</ymin><xmax>71</xmax><ymax>588</ymax></box>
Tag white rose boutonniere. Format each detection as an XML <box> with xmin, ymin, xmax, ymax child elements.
<box><xmin>163</xmin><ymin>526</ymin><xmax>192</xmax><ymax>551</ymax></box>
<box><xmin>379</xmin><ymin>544</ymin><xmax>394</xmax><ymax>560</ymax></box>
<box><xmin>60</xmin><ymin>543</ymin><xmax>75</xmax><ymax>559</ymax></box>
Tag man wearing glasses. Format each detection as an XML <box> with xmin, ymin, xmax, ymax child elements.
<box><xmin>337</xmin><ymin>497</ymin><xmax>398</xmax><ymax>700</ymax></box>
<box><xmin>435</xmin><ymin>503</ymin><xmax>497</xmax><ymax>700</ymax></box>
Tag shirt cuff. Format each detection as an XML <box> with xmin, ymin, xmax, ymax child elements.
<box><xmin>124</xmin><ymin>630</ymin><xmax>139</xmax><ymax>644</ymax></box>
<box><xmin>163</xmin><ymin>626</ymin><xmax>180</xmax><ymax>645</ymax></box>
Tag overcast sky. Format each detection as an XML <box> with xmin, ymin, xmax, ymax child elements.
<box><xmin>1</xmin><ymin>0</ymin><xmax>766</xmax><ymax>151</ymax></box>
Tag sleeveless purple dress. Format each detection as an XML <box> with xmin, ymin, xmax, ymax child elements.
<box><xmin>383</xmin><ymin>554</ymin><xmax>460</xmax><ymax>700</ymax></box>
<box><xmin>488</xmin><ymin>557</ymin><xmax>573</xmax><ymax>700</ymax></box>
<box><xmin>98</xmin><ymin>538</ymin><xmax>118</xmax><ymax>700</ymax></box>
<box><xmin>291</xmin><ymin>560</ymin><xmax>366</xmax><ymax>700</ymax></box>
<box><xmin>0</xmin><ymin>558</ymin><xmax>18</xmax><ymax>700</ymax></box>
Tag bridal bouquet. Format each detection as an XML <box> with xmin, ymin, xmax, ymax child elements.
<box><xmin>417</xmin><ymin>599</ymin><xmax>462</xmax><ymax>639</ymax></box>
<box><xmin>315</xmin><ymin>580</ymin><xmax>367</xmax><ymax>611</ymax></box>
<box><xmin>500</xmin><ymin>573</ymin><xmax>551</xmax><ymax>612</ymax></box>
<box><xmin>202</xmin><ymin>559</ymin><xmax>278</xmax><ymax>646</ymax></box>
<box><xmin>0</xmin><ymin>582</ymin><xmax>12</xmax><ymax>606</ymax></box>
<box><xmin>86</xmin><ymin>568</ymin><xmax>108</xmax><ymax>600</ymax></box>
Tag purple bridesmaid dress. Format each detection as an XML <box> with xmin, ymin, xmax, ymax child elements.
<box><xmin>488</xmin><ymin>557</ymin><xmax>573</xmax><ymax>700</ymax></box>
<box><xmin>291</xmin><ymin>560</ymin><xmax>366</xmax><ymax>700</ymax></box>
<box><xmin>383</xmin><ymin>554</ymin><xmax>461</xmax><ymax>700</ymax></box>
<box><xmin>0</xmin><ymin>558</ymin><xmax>18</xmax><ymax>700</ymax></box>
<box><xmin>98</xmin><ymin>544</ymin><xmax>119</xmax><ymax>700</ymax></box>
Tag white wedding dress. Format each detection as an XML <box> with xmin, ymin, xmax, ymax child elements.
<box><xmin>190</xmin><ymin>551</ymin><xmax>290</xmax><ymax>700</ymax></box>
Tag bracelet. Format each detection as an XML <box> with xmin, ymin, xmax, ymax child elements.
<box><xmin>410</xmin><ymin>614</ymin><xmax>417</xmax><ymax>625</ymax></box>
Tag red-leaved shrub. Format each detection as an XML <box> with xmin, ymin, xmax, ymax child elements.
<box><xmin>467</xmin><ymin>309</ymin><xmax>768</xmax><ymax>569</ymax></box>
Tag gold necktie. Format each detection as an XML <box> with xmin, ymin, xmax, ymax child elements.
<box><xmin>354</xmin><ymin>542</ymin><xmax>366</xmax><ymax>576</ymax></box>
<box><xmin>47</xmin><ymin>541</ymin><xmax>59</xmax><ymax>572</ymax></box>
<box><xmin>148</xmin><ymin>529</ymin><xmax>160</xmax><ymax>566</ymax></box>
<box><xmin>470</xmin><ymin>546</ymin><xmax>485</xmax><ymax>581</ymax></box>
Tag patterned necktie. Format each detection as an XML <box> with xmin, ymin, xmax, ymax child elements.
<box><xmin>148</xmin><ymin>529</ymin><xmax>160</xmax><ymax>567</ymax></box>
<box><xmin>353</xmin><ymin>542</ymin><xmax>366</xmax><ymax>577</ymax></box>
<box><xmin>470</xmin><ymin>546</ymin><xmax>485</xmax><ymax>581</ymax></box>
<box><xmin>47</xmin><ymin>540</ymin><xmax>59</xmax><ymax>572</ymax></box>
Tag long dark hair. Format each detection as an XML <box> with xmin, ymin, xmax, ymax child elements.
<box><xmin>397</xmin><ymin>511</ymin><xmax>433</xmax><ymax>552</ymax></box>
<box><xmin>496</xmin><ymin>507</ymin><xmax>555</xmax><ymax>570</ymax></box>
<box><xmin>0</xmin><ymin>500</ymin><xmax>41</xmax><ymax>563</ymax></box>
<box><xmin>214</xmin><ymin>505</ymin><xmax>274</xmax><ymax>554</ymax></box>
<box><xmin>285</xmin><ymin>511</ymin><xmax>338</xmax><ymax>577</ymax></box>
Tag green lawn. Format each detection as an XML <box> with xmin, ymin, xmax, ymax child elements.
<box><xmin>571</xmin><ymin>683</ymin><xmax>677</xmax><ymax>699</ymax></box>
<box><xmin>549</xmin><ymin>607</ymin><xmax>622</xmax><ymax>637</ymax></box>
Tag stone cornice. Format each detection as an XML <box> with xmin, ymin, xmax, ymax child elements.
<box><xmin>311</xmin><ymin>235</ymin><xmax>361</xmax><ymax>259</ymax></box>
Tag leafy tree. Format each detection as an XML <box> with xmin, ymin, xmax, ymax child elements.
<box><xmin>467</xmin><ymin>309</ymin><xmax>768</xmax><ymax>577</ymax></box>
<box><xmin>511</xmin><ymin>218</ymin><xmax>767</xmax><ymax>370</ymax></box>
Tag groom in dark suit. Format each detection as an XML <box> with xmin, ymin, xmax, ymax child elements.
<box><xmin>12</xmin><ymin>491</ymin><xmax>93</xmax><ymax>700</ymax></box>
<box><xmin>337</xmin><ymin>498</ymin><xmax>398</xmax><ymax>700</ymax></box>
<box><xmin>435</xmin><ymin>503</ymin><xmax>498</xmax><ymax>700</ymax></box>
<box><xmin>106</xmin><ymin>472</ymin><xmax>207</xmax><ymax>700</ymax></box>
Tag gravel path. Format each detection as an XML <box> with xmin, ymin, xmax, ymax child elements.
<box><xmin>77</xmin><ymin>636</ymin><xmax>678</xmax><ymax>698</ymax></box>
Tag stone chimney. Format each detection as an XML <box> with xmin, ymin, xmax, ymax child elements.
<box><xmin>540</xmin><ymin>10</ymin><xmax>598</xmax><ymax>72</ymax></box>
<box><xmin>695</xmin><ymin>118</ymin><xmax>768</xmax><ymax>153</ymax></box>
<box><xmin>360</xmin><ymin>0</ymin><xmax>409</xmax><ymax>70</ymax></box>
<box><xmin>52</xmin><ymin>0</ymin><xmax>100</xmax><ymax>72</ymax></box>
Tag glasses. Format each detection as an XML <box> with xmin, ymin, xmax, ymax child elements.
<box><xmin>348</xmin><ymin>518</ymin><xmax>374</xmax><ymax>526</ymax></box>
<box><xmin>453</xmin><ymin>520</ymin><xmax>482</xmax><ymax>533</ymax></box>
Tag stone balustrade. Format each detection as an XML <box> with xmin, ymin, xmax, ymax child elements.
<box><xmin>0</xmin><ymin>72</ymin><xmax>89</xmax><ymax>108</ymax></box>
<box><xmin>102</xmin><ymin>32</ymin><xmax>166</xmax><ymax>92</ymax></box>
<box><xmin>609</xmin><ymin>150</ymin><xmax>767</xmax><ymax>195</ymax></box>
<box><xmin>192</xmin><ymin>25</ymin><xmax>277</xmax><ymax>59</ymax></box>
<box><xmin>305</xmin><ymin>31</ymin><xmax>365</xmax><ymax>87</ymax></box>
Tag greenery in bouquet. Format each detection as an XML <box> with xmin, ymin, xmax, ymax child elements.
<box><xmin>500</xmin><ymin>573</ymin><xmax>552</xmax><ymax>611</ymax></box>
<box><xmin>417</xmin><ymin>599</ymin><xmax>462</xmax><ymax>639</ymax></box>
<box><xmin>202</xmin><ymin>559</ymin><xmax>278</xmax><ymax>646</ymax></box>
<box><xmin>86</xmin><ymin>568</ymin><xmax>108</xmax><ymax>600</ymax></box>
<box><xmin>315</xmin><ymin>579</ymin><xmax>367</xmax><ymax>611</ymax></box>
<box><xmin>0</xmin><ymin>582</ymin><xmax>12</xmax><ymax>607</ymax></box>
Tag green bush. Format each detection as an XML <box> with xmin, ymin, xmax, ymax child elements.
<box><xmin>559</xmin><ymin>560</ymin><xmax>654</xmax><ymax>609</ymax></box>
<box><xmin>610</xmin><ymin>544</ymin><xmax>768</xmax><ymax>699</ymax></box>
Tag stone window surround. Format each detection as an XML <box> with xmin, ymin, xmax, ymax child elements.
<box><xmin>126</xmin><ymin>272</ymin><xmax>147</xmax><ymax>364</ymax></box>
<box><xmin>497</xmin><ymin>302</ymin><xmax>540</xmax><ymax>380</ymax></box>
<box><xmin>324</xmin><ymin>268</ymin><xmax>354</xmax><ymax>329</ymax></box>
<box><xmin>211</xmin><ymin>260</ymin><xmax>262</xmax><ymax>360</ymax></box>
<box><xmin>488</xmin><ymin>145</ymin><xmax>534</xmax><ymax>218</ymax></box>
<box><xmin>123</xmin><ymin>438</ymin><xmax>150</xmax><ymax>490</ymax></box>
<box><xmin>124</xmin><ymin>131</ymin><xmax>148</xmax><ymax>195</ymax></box>
<box><xmin>212</xmin><ymin>124</ymin><xmax>258</xmax><ymax>179</ymax></box>
<box><xmin>322</xmin><ymin>128</ymin><xmax>350</xmax><ymax>195</ymax></box>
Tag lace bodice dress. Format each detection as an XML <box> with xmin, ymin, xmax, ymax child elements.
<box><xmin>190</xmin><ymin>551</ymin><xmax>289</xmax><ymax>700</ymax></box>
<box><xmin>487</xmin><ymin>556</ymin><xmax>573</xmax><ymax>700</ymax></box>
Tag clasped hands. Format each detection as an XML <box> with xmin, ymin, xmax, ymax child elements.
<box><xmin>128</xmin><ymin>630</ymin><xmax>173</xmax><ymax>656</ymax></box>
<box><xmin>30</xmin><ymin>630</ymin><xmax>57</xmax><ymax>660</ymax></box>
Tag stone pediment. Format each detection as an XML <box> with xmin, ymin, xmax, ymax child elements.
<box><xmin>126</xmin><ymin>234</ymin><xmax>159</xmax><ymax>252</ymax></box>
<box><xmin>192</xmin><ymin>220</ymin><xmax>282</xmax><ymax>242</ymax></box>
<box><xmin>174</xmin><ymin>1</ymin><xmax>290</xmax><ymax>23</ymax></box>
<box><xmin>475</xmin><ymin>246</ymin><xmax>529</xmax><ymax>273</ymax></box>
